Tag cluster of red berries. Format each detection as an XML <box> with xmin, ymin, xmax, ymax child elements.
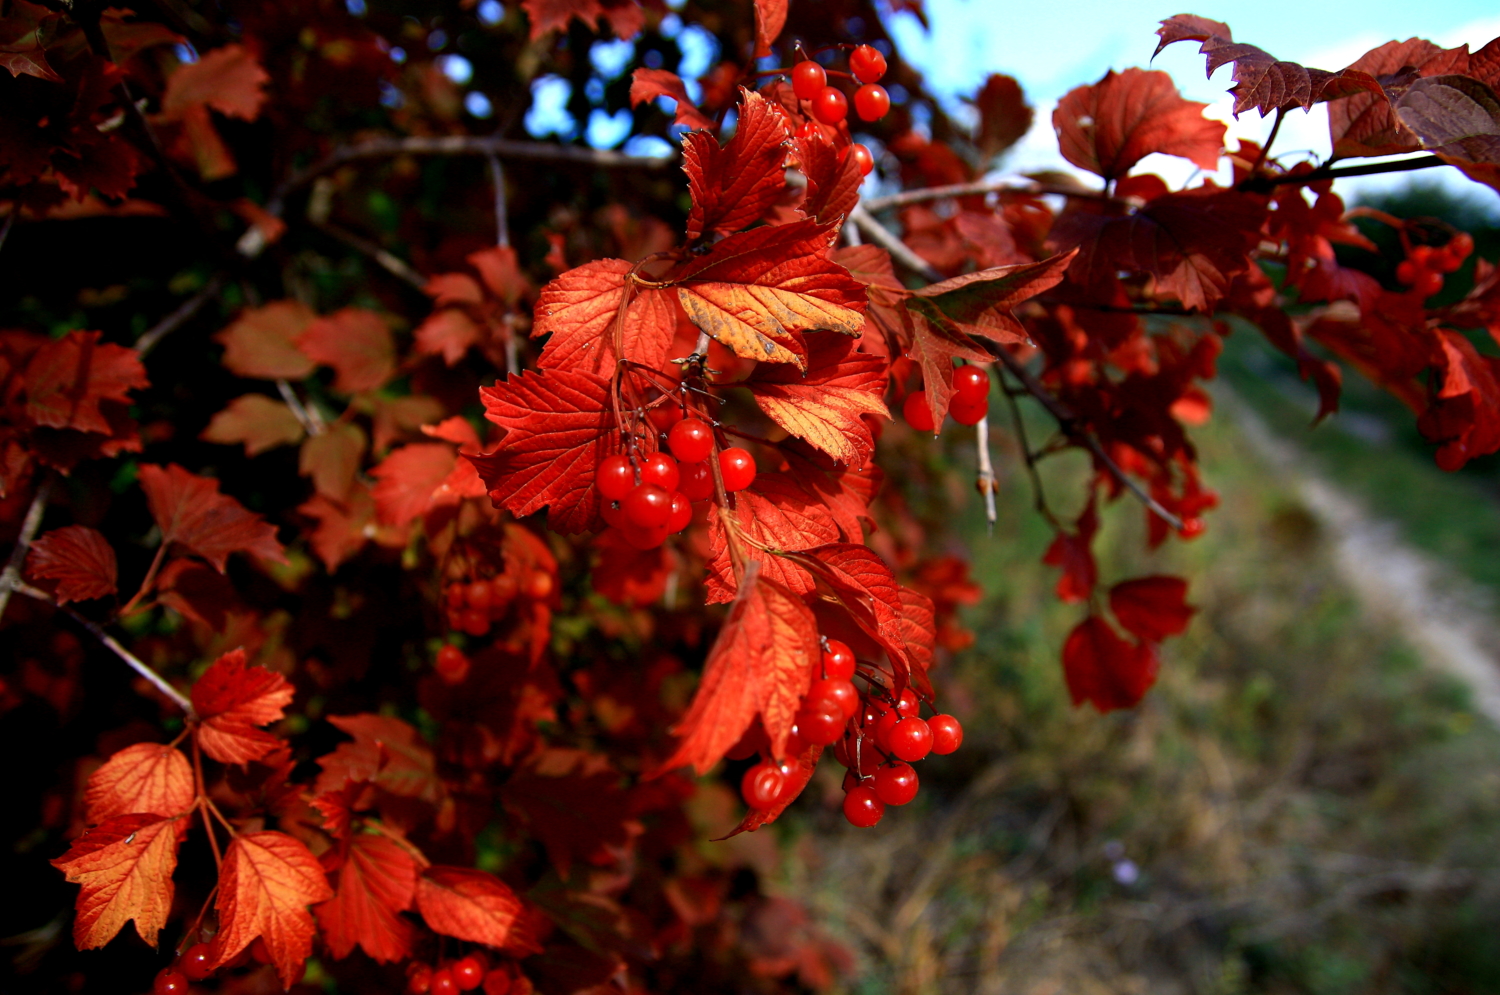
<box><xmin>902</xmin><ymin>364</ymin><xmax>990</xmax><ymax>433</ymax></box>
<box><xmin>1395</xmin><ymin>232</ymin><xmax>1472</xmax><ymax>298</ymax></box>
<box><xmin>789</xmin><ymin>44</ymin><xmax>891</xmax><ymax>177</ymax></box>
<box><xmin>442</xmin><ymin>567</ymin><xmax>553</xmax><ymax>638</ymax></box>
<box><xmin>595</xmin><ymin>414</ymin><xmax>756</xmax><ymax>550</ymax></box>
<box><xmin>406</xmin><ymin>953</ymin><xmax>493</xmax><ymax>994</ymax></box>
<box><xmin>151</xmin><ymin>942</ymin><xmax>214</xmax><ymax>993</ymax></box>
<box><xmin>732</xmin><ymin>638</ymin><xmax>963</xmax><ymax>828</ymax></box>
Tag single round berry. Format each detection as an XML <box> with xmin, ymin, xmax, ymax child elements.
<box><xmin>1449</xmin><ymin>231</ymin><xmax>1474</xmax><ymax>261</ymax></box>
<box><xmin>666</xmin><ymin>491</ymin><xmax>693</xmax><ymax>533</ymax></box>
<box><xmin>639</xmin><ymin>452</ymin><xmax>680</xmax><ymax>492</ymax></box>
<box><xmin>821</xmin><ymin>638</ymin><xmax>857</xmax><ymax>680</ymax></box>
<box><xmin>601</xmin><ymin>500</ymin><xmax>627</xmax><ymax>529</ymax></box>
<box><xmin>949</xmin><ymin>393</ymin><xmax>988</xmax><ymax>426</ymax></box>
<box><xmin>843</xmin><ymin>784</ymin><xmax>885</xmax><ymax>827</ymax></box>
<box><xmin>1395</xmin><ymin>259</ymin><xmax>1417</xmax><ymax>286</ymax></box>
<box><xmin>807</xmin><ymin>677</ymin><xmax>859</xmax><ymax>720</ymax></box>
<box><xmin>595</xmin><ymin>454</ymin><xmax>636</xmax><ymax>501</ymax></box>
<box><xmin>796</xmin><ymin>702</ymin><xmax>846</xmax><ymax>745</ymax></box>
<box><xmin>853</xmin><ymin>83</ymin><xmax>890</xmax><ymax>121</ymax></box>
<box><xmin>1178</xmin><ymin>516</ymin><xmax>1205</xmax><ymax>539</ymax></box>
<box><xmin>525</xmin><ymin>570</ymin><xmax>553</xmax><ymax>601</ymax></box>
<box><xmin>154</xmin><ymin>969</ymin><xmax>190</xmax><ymax>995</ymax></box>
<box><xmin>874</xmin><ymin>762</ymin><xmax>919</xmax><ymax>805</ymax></box>
<box><xmin>895</xmin><ymin>687</ymin><xmax>920</xmax><ymax>716</ymax></box>
<box><xmin>453</xmin><ymin>954</ymin><xmax>486</xmax><ymax>991</ymax></box>
<box><xmin>887</xmin><ymin>715</ymin><xmax>933</xmax><ymax>762</ymax></box>
<box><xmin>459</xmin><ymin>609</ymin><xmax>490</xmax><ymax>637</ymax></box>
<box><xmin>792</xmin><ymin>59</ymin><xmax>827</xmax><ymax>102</ymax></box>
<box><xmin>445</xmin><ymin>583</ymin><xmax>466</xmax><ymax>609</ymax></box>
<box><xmin>783</xmin><ymin>724</ymin><xmax>809</xmax><ymax>759</ymax></box>
<box><xmin>719</xmin><ymin>447</ymin><xmax>757</xmax><ymax>491</ymax></box>
<box><xmin>849</xmin><ymin>44</ymin><xmax>887</xmax><ymax>84</ymax></box>
<box><xmin>435</xmin><ymin>645</ymin><xmax>470</xmax><ymax>684</ymax></box>
<box><xmin>742</xmin><ymin>760</ymin><xmax>787</xmax><ymax>809</ymax></box>
<box><xmin>623</xmin><ymin>483</ymin><xmax>673</xmax><ymax>528</ymax></box>
<box><xmin>647</xmin><ymin>401</ymin><xmax>684</xmax><ymax>433</ymax></box>
<box><xmin>812</xmin><ymin>85</ymin><xmax>848</xmax><ymax>125</ymax></box>
<box><xmin>903</xmin><ymin>390</ymin><xmax>937</xmax><ymax>432</ymax></box>
<box><xmin>929</xmin><ymin>714</ymin><xmax>963</xmax><ymax>754</ymax></box>
<box><xmin>407</xmin><ymin>963</ymin><xmax>434</xmax><ymax>995</ymax></box>
<box><xmin>668</xmin><ymin>417</ymin><xmax>714</xmax><ymax>463</ymax></box>
<box><xmin>622</xmin><ymin>519</ymin><xmax>670</xmax><ymax>550</ymax></box>
<box><xmin>848</xmin><ymin>142</ymin><xmax>874</xmax><ymax>177</ymax></box>
<box><xmin>953</xmin><ymin>365</ymin><xmax>989</xmax><ymax>403</ymax></box>
<box><xmin>1412</xmin><ymin>268</ymin><xmax>1444</xmax><ymax>297</ymax></box>
<box><xmin>874</xmin><ymin>707</ymin><xmax>902</xmax><ymax>750</ymax></box>
<box><xmin>430</xmin><ymin>967</ymin><xmax>459</xmax><ymax>995</ymax></box>
<box><xmin>1409</xmin><ymin>244</ymin><xmax>1434</xmax><ymax>268</ymax></box>
<box><xmin>491</xmin><ymin>572</ymin><xmax>518</xmax><ymax>604</ymax></box>
<box><xmin>465</xmin><ymin>580</ymin><xmax>492</xmax><ymax>612</ymax></box>
<box><xmin>678</xmin><ymin>460</ymin><xmax>715</xmax><ymax>501</ymax></box>
<box><xmin>179</xmin><ymin>942</ymin><xmax>214</xmax><ymax>981</ymax></box>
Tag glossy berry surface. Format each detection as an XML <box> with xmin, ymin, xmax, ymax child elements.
<box><xmin>647</xmin><ymin>401</ymin><xmax>684</xmax><ymax>432</ymax></box>
<box><xmin>849</xmin><ymin>44</ymin><xmax>887</xmax><ymax>83</ymax></box>
<box><xmin>821</xmin><ymin>638</ymin><xmax>857</xmax><ymax>680</ymax></box>
<box><xmin>887</xmin><ymin>715</ymin><xmax>933</xmax><ymax>762</ymax></box>
<box><xmin>874</xmin><ymin>762</ymin><xmax>919</xmax><ymax>805</ymax></box>
<box><xmin>678</xmin><ymin>460</ymin><xmax>715</xmax><ymax>501</ymax></box>
<box><xmin>622</xmin><ymin>519</ymin><xmax>670</xmax><ymax>550</ymax></box>
<box><xmin>953</xmin><ymin>365</ymin><xmax>989</xmax><ymax>402</ymax></box>
<box><xmin>154</xmin><ymin>970</ymin><xmax>190</xmax><ymax>995</ymax></box>
<box><xmin>796</xmin><ymin>702</ymin><xmax>845</xmax><ymax>745</ymax></box>
<box><xmin>666</xmin><ymin>491</ymin><xmax>693</xmax><ymax>533</ymax></box>
<box><xmin>791</xmin><ymin>60</ymin><xmax>826</xmax><ymax>101</ymax></box>
<box><xmin>638</xmin><ymin>452</ymin><xmax>680</xmax><ymax>492</ymax></box>
<box><xmin>179</xmin><ymin>943</ymin><xmax>213</xmax><ymax>981</ymax></box>
<box><xmin>459</xmin><ymin>609</ymin><xmax>490</xmax><ymax>637</ymax></box>
<box><xmin>668</xmin><ymin>417</ymin><xmax>714</xmax><ymax>463</ymax></box>
<box><xmin>435</xmin><ymin>644</ymin><xmax>470</xmax><ymax>684</ymax></box>
<box><xmin>853</xmin><ymin>83</ymin><xmax>890</xmax><ymax>121</ymax></box>
<box><xmin>742</xmin><ymin>761</ymin><xmax>787</xmax><ymax>809</ymax></box>
<box><xmin>430</xmin><ymin>967</ymin><xmax>459</xmax><ymax>995</ymax></box>
<box><xmin>949</xmin><ymin>393</ymin><xmax>988</xmax><ymax>426</ymax></box>
<box><xmin>719</xmin><ymin>447</ymin><xmax>756</xmax><ymax>491</ymax></box>
<box><xmin>808</xmin><ymin>677</ymin><xmax>859</xmax><ymax>719</ymax></box>
<box><xmin>407</xmin><ymin>963</ymin><xmax>433</xmax><ymax>994</ymax></box>
<box><xmin>452</xmin><ymin>955</ymin><xmax>486</xmax><ymax>990</ymax></box>
<box><xmin>622</xmin><ymin>483</ymin><xmax>673</xmax><ymax>528</ymax></box>
<box><xmin>903</xmin><ymin>390</ymin><xmax>937</xmax><ymax>432</ymax></box>
<box><xmin>848</xmin><ymin>142</ymin><xmax>874</xmax><ymax>176</ymax></box>
<box><xmin>929</xmin><ymin>713</ymin><xmax>964</xmax><ymax>754</ymax></box>
<box><xmin>595</xmin><ymin>454</ymin><xmax>636</xmax><ymax>501</ymax></box>
<box><xmin>843</xmin><ymin>784</ymin><xmax>885</xmax><ymax>827</ymax></box>
<box><xmin>812</xmin><ymin>85</ymin><xmax>848</xmax><ymax>125</ymax></box>
<box><xmin>895</xmin><ymin>687</ymin><xmax>921</xmax><ymax>716</ymax></box>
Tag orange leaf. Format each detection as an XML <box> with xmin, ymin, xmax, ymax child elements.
<box><xmin>414</xmin><ymin>308</ymin><xmax>481</xmax><ymax>366</ymax></box>
<box><xmin>52</xmin><ymin>814</ymin><xmax>185</xmax><ymax>950</ymax></box>
<box><xmin>294</xmin><ymin>308</ymin><xmax>395</xmax><ymax>394</ymax></box>
<box><xmin>910</xmin><ymin>251</ymin><xmax>1077</xmax><ymax>344</ymax></box>
<box><xmin>533</xmin><ymin>260</ymin><xmax>677</xmax><ymax>375</ymax></box>
<box><xmin>84</xmin><ymin>742</ymin><xmax>194</xmax><ymax>825</ymax></box>
<box><xmin>214</xmin><ymin>301</ymin><xmax>317</xmax><ymax>380</ymax></box>
<box><xmin>26</xmin><ymin>525</ymin><xmax>118</xmax><ymax>604</ymax></box>
<box><xmin>314</xmin><ymin>714</ymin><xmax>445</xmax><ymax>803</ymax></box>
<box><xmin>299</xmin><ymin>422</ymin><xmax>366</xmax><ymax>503</ymax></box>
<box><xmin>190</xmin><ymin>648</ymin><xmax>295</xmax><ymax>765</ymax></box>
<box><xmin>747</xmin><ymin>333</ymin><xmax>889</xmax><ymax>465</ymax></box>
<box><xmin>790</xmin><ymin>543</ymin><xmax>922</xmax><ymax>683</ymax></box>
<box><xmin>1053</xmin><ymin>67</ymin><xmax>1224</xmax><ymax>182</ymax></box>
<box><xmin>138</xmin><ymin>463</ymin><xmax>286</xmax><ymax>571</ymax></box>
<box><xmin>660</xmin><ymin>563</ymin><xmax>819</xmax><ymax>772</ymax></box>
<box><xmin>207</xmin><ymin>831</ymin><xmax>333</xmax><ymax>988</ymax></box>
<box><xmin>683</xmin><ymin>89</ymin><xmax>789</xmax><ymax>241</ymax></box>
<box><xmin>795</xmin><ymin>130</ymin><xmax>863</xmax><ymax>226</ymax></box>
<box><xmin>23</xmin><ymin>330</ymin><xmax>149</xmax><ymax>435</ymax></box>
<box><xmin>629</xmin><ymin>67</ymin><xmax>715</xmax><ymax>131</ymax></box>
<box><xmin>706</xmin><ymin>473</ymin><xmax>839</xmax><ymax>604</ymax></box>
<box><xmin>416</xmin><ymin>866</ymin><xmax>536</xmax><ymax>952</ymax></box>
<box><xmin>369</xmin><ymin>442</ymin><xmax>458</xmax><ymax>527</ymax></box>
<box><xmin>675</xmin><ymin>218</ymin><xmax>867</xmax><ymax>370</ymax></box>
<box><xmin>201</xmin><ymin>394</ymin><xmax>306</xmax><ymax>455</ymax></box>
<box><xmin>316</xmin><ymin>834</ymin><xmax>417</xmax><ymax>963</ymax></box>
<box><xmin>162</xmin><ymin>44</ymin><xmax>269</xmax><ymax>120</ymax></box>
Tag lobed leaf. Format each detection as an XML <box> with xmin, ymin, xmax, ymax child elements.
<box><xmin>190</xmin><ymin>648</ymin><xmax>295</xmax><ymax>765</ymax></box>
<box><xmin>746</xmin><ymin>334</ymin><xmax>888</xmax><ymax>465</ymax></box>
<box><xmin>27</xmin><ymin>525</ymin><xmax>118</xmax><ymax>604</ymax></box>
<box><xmin>1053</xmin><ymin>67</ymin><xmax>1224</xmax><ymax>181</ymax></box>
<box><xmin>84</xmin><ymin>742</ymin><xmax>194</xmax><ymax>825</ymax></box>
<box><xmin>316</xmin><ymin>834</ymin><xmax>417</xmax><ymax>964</ymax></box>
<box><xmin>206</xmin><ymin>831</ymin><xmax>333</xmax><ymax>988</ymax></box>
<box><xmin>1109</xmin><ymin>575</ymin><xmax>1196</xmax><ymax>642</ymax></box>
<box><xmin>138</xmin><ymin>463</ymin><xmax>287</xmax><ymax>571</ymax></box>
<box><xmin>214</xmin><ymin>301</ymin><xmax>317</xmax><ymax>380</ymax></box>
<box><xmin>683</xmin><ymin>88</ymin><xmax>789</xmax><ymax>241</ymax></box>
<box><xmin>1062</xmin><ymin>615</ymin><xmax>1160</xmax><ymax>712</ymax></box>
<box><xmin>201</xmin><ymin>394</ymin><xmax>306</xmax><ymax>456</ymax></box>
<box><xmin>52</xmin><ymin>814</ymin><xmax>185</xmax><ymax>950</ymax></box>
<box><xmin>23</xmin><ymin>331</ymin><xmax>149</xmax><ymax>436</ymax></box>
<box><xmin>629</xmin><ymin>67</ymin><xmax>715</xmax><ymax>131</ymax></box>
<box><xmin>294</xmin><ymin>308</ymin><xmax>395</xmax><ymax>394</ymax></box>
<box><xmin>416</xmin><ymin>866</ymin><xmax>537</xmax><ymax>953</ymax></box>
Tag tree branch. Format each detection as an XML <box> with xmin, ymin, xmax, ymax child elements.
<box><xmin>134</xmin><ymin>274</ymin><xmax>226</xmax><ymax>357</ymax></box>
<box><xmin>488</xmin><ymin>154</ymin><xmax>510</xmax><ymax>249</ymax></box>
<box><xmin>310</xmin><ymin>220</ymin><xmax>428</xmax><ymax>290</ymax></box>
<box><xmin>862</xmin><ymin>178</ymin><xmax>1117</xmax><ymax>213</ymax></box>
<box><xmin>0</xmin><ymin>476</ymin><xmax>54</xmax><ymax>624</ymax></box>
<box><xmin>849</xmin><ymin>203</ymin><xmax>943</xmax><ymax>282</ymax></box>
<box><xmin>1237</xmin><ymin>154</ymin><xmax>1447</xmax><ymax>193</ymax></box>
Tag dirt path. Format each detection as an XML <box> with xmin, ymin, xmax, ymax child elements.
<box><xmin>1225</xmin><ymin>392</ymin><xmax>1500</xmax><ymax>725</ymax></box>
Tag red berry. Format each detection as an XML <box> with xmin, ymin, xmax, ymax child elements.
<box><xmin>639</xmin><ymin>451</ymin><xmax>680</xmax><ymax>492</ymax></box>
<box><xmin>1395</xmin><ymin>259</ymin><xmax>1417</xmax><ymax>286</ymax></box>
<box><xmin>407</xmin><ymin>963</ymin><xmax>433</xmax><ymax>994</ymax></box>
<box><xmin>666</xmin><ymin>491</ymin><xmax>693</xmax><ymax>533</ymax></box>
<box><xmin>678</xmin><ymin>460</ymin><xmax>715</xmax><ymax>501</ymax></box>
<box><xmin>953</xmin><ymin>365</ymin><xmax>989</xmax><ymax>403</ymax></box>
<box><xmin>873</xmin><ymin>762</ymin><xmax>919</xmax><ymax>805</ymax></box>
<box><xmin>595</xmin><ymin>454</ymin><xmax>636</xmax><ymax>501</ymax></box>
<box><xmin>812</xmin><ymin>85</ymin><xmax>848</xmax><ymax>126</ymax></box>
<box><xmin>623</xmin><ymin>483</ymin><xmax>673</xmax><ymax>528</ymax></box>
<box><xmin>668</xmin><ymin>417</ymin><xmax>714</xmax><ymax>463</ymax></box>
<box><xmin>430</xmin><ymin>967</ymin><xmax>459</xmax><ymax>995</ymax></box>
<box><xmin>435</xmin><ymin>645</ymin><xmax>470</xmax><ymax>684</ymax></box>
<box><xmin>843</xmin><ymin>784</ymin><xmax>885</xmax><ymax>827</ymax></box>
<box><xmin>622</xmin><ymin>519</ymin><xmax>670</xmax><ymax>550</ymax></box>
<box><xmin>895</xmin><ymin>687</ymin><xmax>920</xmax><ymax>717</ymax></box>
<box><xmin>874</xmin><ymin>707</ymin><xmax>902</xmax><ymax>749</ymax></box>
<box><xmin>929</xmin><ymin>714</ymin><xmax>963</xmax><ymax>754</ymax></box>
<box><xmin>719</xmin><ymin>447</ymin><xmax>756</xmax><ymax>491</ymax></box>
<box><xmin>465</xmin><ymin>580</ymin><xmax>492</xmax><ymax>612</ymax></box>
<box><xmin>949</xmin><ymin>393</ymin><xmax>988</xmax><ymax>426</ymax></box>
<box><xmin>887</xmin><ymin>716</ymin><xmax>933</xmax><ymax>762</ymax></box>
<box><xmin>1178</xmin><ymin>516</ymin><xmax>1205</xmax><ymax>539</ymax></box>
<box><xmin>848</xmin><ymin>142</ymin><xmax>874</xmax><ymax>176</ymax></box>
<box><xmin>807</xmin><ymin>677</ymin><xmax>859</xmax><ymax>720</ymax></box>
<box><xmin>821</xmin><ymin>638</ymin><xmax>856</xmax><ymax>680</ymax></box>
<box><xmin>849</xmin><ymin>44</ymin><xmax>887</xmax><ymax>84</ymax></box>
<box><xmin>460</xmin><ymin>609</ymin><xmax>490</xmax><ymax>637</ymax></box>
<box><xmin>601</xmin><ymin>500</ymin><xmax>627</xmax><ymax>528</ymax></box>
<box><xmin>445</xmin><ymin>582</ymin><xmax>466</xmax><ymax>608</ymax></box>
<box><xmin>742</xmin><ymin>760</ymin><xmax>787</xmax><ymax>809</ymax></box>
<box><xmin>525</xmin><ymin>570</ymin><xmax>553</xmax><ymax>601</ymax></box>
<box><xmin>1412</xmin><ymin>268</ymin><xmax>1444</xmax><ymax>297</ymax></box>
<box><xmin>796</xmin><ymin>702</ymin><xmax>846</xmax><ymax>745</ymax></box>
<box><xmin>179</xmin><ymin>942</ymin><xmax>213</xmax><ymax>981</ymax></box>
<box><xmin>782</xmin><ymin>724</ymin><xmax>809</xmax><ymax>758</ymax></box>
<box><xmin>1409</xmin><ymin>244</ymin><xmax>1434</xmax><ymax>268</ymax></box>
<box><xmin>453</xmin><ymin>954</ymin><xmax>486</xmax><ymax>991</ymax></box>
<box><xmin>648</xmin><ymin>401</ymin><xmax>684</xmax><ymax>432</ymax></box>
<box><xmin>791</xmin><ymin>60</ymin><xmax>826</xmax><ymax>102</ymax></box>
<box><xmin>853</xmin><ymin>83</ymin><xmax>890</xmax><ymax>121</ymax></box>
<box><xmin>491</xmin><ymin>572</ymin><xmax>518</xmax><ymax>603</ymax></box>
<box><xmin>154</xmin><ymin>969</ymin><xmax>189</xmax><ymax>995</ymax></box>
<box><xmin>903</xmin><ymin>390</ymin><xmax>937</xmax><ymax>432</ymax></box>
<box><xmin>1449</xmin><ymin>231</ymin><xmax>1474</xmax><ymax>261</ymax></box>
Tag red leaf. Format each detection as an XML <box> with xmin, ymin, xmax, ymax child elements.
<box><xmin>370</xmin><ymin>442</ymin><xmax>457</xmax><ymax>527</ymax></box>
<box><xmin>23</xmin><ymin>331</ymin><xmax>149</xmax><ymax>435</ymax></box>
<box><xmin>907</xmin><ymin>310</ymin><xmax>989</xmax><ymax>429</ymax></box>
<box><xmin>972</xmin><ymin>74</ymin><xmax>1033</xmax><ymax>159</ymax></box>
<box><xmin>794</xmin><ymin>130</ymin><xmax>863</xmax><ymax>226</ymax></box>
<box><xmin>299</xmin><ymin>423</ymin><xmax>366</xmax><ymax>503</ymax></box>
<box><xmin>895</xmin><ymin>586</ymin><xmax>937</xmax><ymax>694</ymax></box>
<box><xmin>781</xmin><ymin>447</ymin><xmax>882</xmax><ymax>543</ymax></box>
<box><xmin>295</xmin><ymin>308</ymin><xmax>395</xmax><ymax>394</ymax></box>
<box><xmin>201</xmin><ymin>394</ymin><xmax>306</xmax><ymax>456</ymax></box>
<box><xmin>416</xmin><ymin>866</ymin><xmax>537</xmax><ymax>953</ymax></box>
<box><xmin>316</xmin><ymin>834</ymin><xmax>417</xmax><ymax>964</ymax></box>
<box><xmin>0</xmin><ymin>1</ymin><xmax>64</xmax><ymax>82</ymax></box>
<box><xmin>629</xmin><ymin>67</ymin><xmax>715</xmax><ymax>131</ymax></box>
<box><xmin>1327</xmin><ymin>39</ymin><xmax>1469</xmax><ymax>158</ymax></box>
<box><xmin>206</xmin><ymin>831</ymin><xmax>333</xmax><ymax>988</ymax></box>
<box><xmin>469</xmin><ymin>369</ymin><xmax>617</xmax><ymax>534</ymax></box>
<box><xmin>675</xmin><ymin>218</ymin><xmax>868</xmax><ymax>370</ymax></box>
<box><xmin>790</xmin><ymin>543</ymin><xmax>927</xmax><ymax>685</ymax></box>
<box><xmin>659</xmin><ymin>563</ymin><xmax>819</xmax><ymax>772</ymax></box>
<box><xmin>1053</xmin><ymin>68</ymin><xmax>1225</xmax><ymax>182</ymax></box>
<box><xmin>706</xmin><ymin>473</ymin><xmax>839</xmax><ymax>604</ymax></box>
<box><xmin>719</xmin><ymin>743</ymin><xmax>822</xmax><ymax>838</ymax></box>
<box><xmin>84</xmin><ymin>742</ymin><xmax>194</xmax><ymax>825</ymax></box>
<box><xmin>162</xmin><ymin>44</ymin><xmax>269</xmax><ymax>121</ymax></box>
<box><xmin>683</xmin><ymin>89</ymin><xmax>789</xmax><ymax>241</ymax></box>
<box><xmin>52</xmin><ymin>814</ymin><xmax>185</xmax><ymax>950</ymax></box>
<box><xmin>26</xmin><ymin>525</ymin><xmax>118</xmax><ymax>603</ymax></box>
<box><xmin>752</xmin><ymin>0</ymin><xmax>787</xmax><ymax>58</ymax></box>
<box><xmin>1109</xmin><ymin>576</ymin><xmax>1196</xmax><ymax>642</ymax></box>
<box><xmin>522</xmin><ymin>0</ymin><xmax>642</xmax><ymax>41</ymax></box>
<box><xmin>500</xmin><ymin>750</ymin><xmax>635</xmax><ymax>874</ymax></box>
<box><xmin>1062</xmin><ymin>616</ymin><xmax>1159</xmax><ymax>712</ymax></box>
<box><xmin>190</xmin><ymin>648</ymin><xmax>295</xmax><ymax>765</ymax></box>
<box><xmin>910</xmin><ymin>251</ymin><xmax>1077</xmax><ymax>344</ymax></box>
<box><xmin>314</xmin><ymin>714</ymin><xmax>444</xmax><ymax>804</ymax></box>
<box><xmin>414</xmin><ymin>308</ymin><xmax>480</xmax><ymax>366</ymax></box>
<box><xmin>1042</xmin><ymin>500</ymin><xmax>1098</xmax><ymax>603</ymax></box>
<box><xmin>215</xmin><ymin>302</ymin><xmax>317</xmax><ymax>380</ymax></box>
<box><xmin>138</xmin><ymin>463</ymin><xmax>286</xmax><ymax>571</ymax></box>
<box><xmin>746</xmin><ymin>334</ymin><xmax>888</xmax><ymax>465</ymax></box>
<box><xmin>533</xmin><ymin>260</ymin><xmax>678</xmax><ymax>375</ymax></box>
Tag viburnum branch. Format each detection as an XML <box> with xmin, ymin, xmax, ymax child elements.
<box><xmin>1237</xmin><ymin>154</ymin><xmax>1447</xmax><ymax>193</ymax></box>
<box><xmin>975</xmin><ymin>414</ymin><xmax>997</xmax><ymax>533</ymax></box>
<box><xmin>0</xmin><ymin>475</ymin><xmax>54</xmax><ymax>624</ymax></box>
<box><xmin>0</xmin><ymin>212</ymin><xmax>14</xmax><ymax>255</ymax></box>
<box><xmin>488</xmin><ymin>154</ymin><xmax>510</xmax><ymax>249</ymax></box>
<box><xmin>849</xmin><ymin>204</ymin><xmax>944</xmax><ymax>282</ymax></box>
<box><xmin>192</xmin><ymin>740</ymin><xmax>225</xmax><ymax>870</ymax></box>
<box><xmin>862</xmin><ymin>178</ymin><xmax>1117</xmax><ymax>213</ymax></box>
<box><xmin>311</xmin><ymin>220</ymin><xmax>428</xmax><ymax>290</ymax></box>
<box><xmin>119</xmin><ymin>540</ymin><xmax>169</xmax><ymax>617</ymax></box>
<box><xmin>999</xmin><ymin>373</ymin><xmax>1060</xmax><ymax>529</ymax></box>
<box><xmin>1252</xmin><ymin>108</ymin><xmax>1286</xmax><ymax>173</ymax></box>
<box><xmin>135</xmin><ymin>274</ymin><xmax>227</xmax><ymax>357</ymax></box>
<box><xmin>277</xmin><ymin>380</ymin><xmax>326</xmax><ymax>436</ymax></box>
